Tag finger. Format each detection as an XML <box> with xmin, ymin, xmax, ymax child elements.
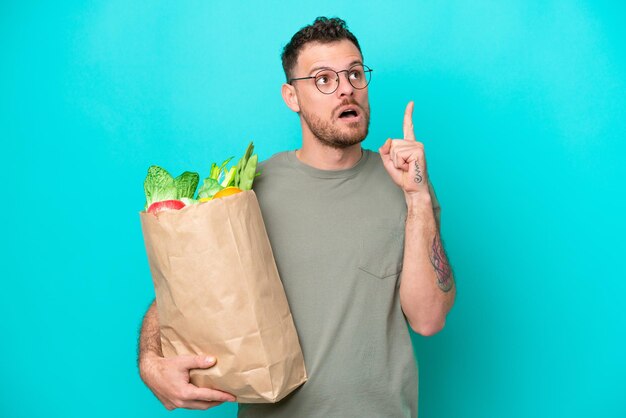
<box><xmin>379</xmin><ymin>138</ymin><xmax>391</xmax><ymax>156</ymax></box>
<box><xmin>179</xmin><ymin>355</ymin><xmax>216</xmax><ymax>371</ymax></box>
<box><xmin>389</xmin><ymin>140</ymin><xmax>408</xmax><ymax>167</ymax></box>
<box><xmin>190</xmin><ymin>386</ymin><xmax>238</xmax><ymax>403</ymax></box>
<box><xmin>393</xmin><ymin>148</ymin><xmax>413</xmax><ymax>171</ymax></box>
<box><xmin>403</xmin><ymin>101</ymin><xmax>416</xmax><ymax>141</ymax></box>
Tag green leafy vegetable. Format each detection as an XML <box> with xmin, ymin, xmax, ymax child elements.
<box><xmin>143</xmin><ymin>142</ymin><xmax>260</xmax><ymax>208</ymax></box>
<box><xmin>174</xmin><ymin>171</ymin><xmax>199</xmax><ymax>199</ymax></box>
<box><xmin>144</xmin><ymin>166</ymin><xmax>177</xmax><ymax>209</ymax></box>
<box><xmin>221</xmin><ymin>166</ymin><xmax>236</xmax><ymax>187</ymax></box>
<box><xmin>233</xmin><ymin>142</ymin><xmax>256</xmax><ymax>189</ymax></box>
<box><xmin>208</xmin><ymin>163</ymin><xmax>219</xmax><ymax>181</ymax></box>
<box><xmin>233</xmin><ymin>157</ymin><xmax>242</xmax><ymax>189</ymax></box>
<box><xmin>242</xmin><ymin>142</ymin><xmax>254</xmax><ymax>167</ymax></box>
<box><xmin>197</xmin><ymin>178</ymin><xmax>224</xmax><ymax>199</ymax></box>
<box><xmin>219</xmin><ymin>157</ymin><xmax>233</xmax><ymax>175</ymax></box>
<box><xmin>207</xmin><ymin>157</ymin><xmax>233</xmax><ymax>181</ymax></box>
<box><xmin>239</xmin><ymin>154</ymin><xmax>257</xmax><ymax>190</ymax></box>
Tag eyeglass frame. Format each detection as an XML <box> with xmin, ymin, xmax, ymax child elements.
<box><xmin>288</xmin><ymin>63</ymin><xmax>374</xmax><ymax>94</ymax></box>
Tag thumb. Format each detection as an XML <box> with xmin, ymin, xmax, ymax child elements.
<box><xmin>379</xmin><ymin>138</ymin><xmax>391</xmax><ymax>157</ymax></box>
<box><xmin>179</xmin><ymin>355</ymin><xmax>216</xmax><ymax>371</ymax></box>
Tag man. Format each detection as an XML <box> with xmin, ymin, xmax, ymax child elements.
<box><xmin>138</xmin><ymin>16</ymin><xmax>455</xmax><ymax>417</ymax></box>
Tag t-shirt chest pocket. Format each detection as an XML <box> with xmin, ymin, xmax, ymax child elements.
<box><xmin>357</xmin><ymin>222</ymin><xmax>405</xmax><ymax>280</ymax></box>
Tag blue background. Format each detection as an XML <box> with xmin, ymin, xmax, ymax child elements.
<box><xmin>1</xmin><ymin>1</ymin><xmax>625</xmax><ymax>417</ymax></box>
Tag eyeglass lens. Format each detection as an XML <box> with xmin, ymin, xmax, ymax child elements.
<box><xmin>314</xmin><ymin>65</ymin><xmax>371</xmax><ymax>94</ymax></box>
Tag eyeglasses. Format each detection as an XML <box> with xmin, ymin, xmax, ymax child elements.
<box><xmin>289</xmin><ymin>64</ymin><xmax>373</xmax><ymax>94</ymax></box>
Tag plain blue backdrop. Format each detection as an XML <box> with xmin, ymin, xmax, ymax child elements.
<box><xmin>1</xmin><ymin>1</ymin><xmax>625</xmax><ymax>417</ymax></box>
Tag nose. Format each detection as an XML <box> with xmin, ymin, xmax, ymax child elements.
<box><xmin>335</xmin><ymin>71</ymin><xmax>355</xmax><ymax>97</ymax></box>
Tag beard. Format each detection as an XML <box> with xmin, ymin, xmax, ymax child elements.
<box><xmin>300</xmin><ymin>102</ymin><xmax>370</xmax><ymax>150</ymax></box>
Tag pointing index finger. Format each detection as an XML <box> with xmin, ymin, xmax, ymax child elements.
<box><xmin>403</xmin><ymin>101</ymin><xmax>416</xmax><ymax>141</ymax></box>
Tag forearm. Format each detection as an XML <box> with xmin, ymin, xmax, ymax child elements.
<box><xmin>138</xmin><ymin>300</ymin><xmax>163</xmax><ymax>376</ymax></box>
<box><xmin>399</xmin><ymin>193</ymin><xmax>455</xmax><ymax>336</ymax></box>
<box><xmin>135</xmin><ymin>300</ymin><xmax>234</xmax><ymax>408</ymax></box>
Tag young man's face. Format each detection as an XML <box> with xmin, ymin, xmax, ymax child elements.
<box><xmin>288</xmin><ymin>39</ymin><xmax>371</xmax><ymax>149</ymax></box>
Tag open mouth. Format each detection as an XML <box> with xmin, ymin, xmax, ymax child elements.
<box><xmin>337</xmin><ymin>107</ymin><xmax>360</xmax><ymax>121</ymax></box>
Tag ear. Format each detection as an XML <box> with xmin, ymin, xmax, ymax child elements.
<box><xmin>281</xmin><ymin>83</ymin><xmax>300</xmax><ymax>113</ymax></box>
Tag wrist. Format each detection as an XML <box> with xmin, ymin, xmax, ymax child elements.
<box><xmin>405</xmin><ymin>191</ymin><xmax>433</xmax><ymax>221</ymax></box>
<box><xmin>405</xmin><ymin>190</ymin><xmax>432</xmax><ymax>209</ymax></box>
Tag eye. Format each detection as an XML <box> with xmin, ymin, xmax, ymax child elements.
<box><xmin>316</xmin><ymin>75</ymin><xmax>329</xmax><ymax>85</ymax></box>
<box><xmin>315</xmin><ymin>71</ymin><xmax>334</xmax><ymax>86</ymax></box>
<box><xmin>349</xmin><ymin>68</ymin><xmax>363</xmax><ymax>80</ymax></box>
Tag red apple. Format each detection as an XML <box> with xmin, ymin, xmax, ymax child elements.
<box><xmin>147</xmin><ymin>199</ymin><xmax>185</xmax><ymax>215</ymax></box>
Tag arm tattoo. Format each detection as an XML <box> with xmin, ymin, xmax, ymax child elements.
<box><xmin>429</xmin><ymin>234</ymin><xmax>453</xmax><ymax>292</ymax></box>
<box><xmin>413</xmin><ymin>161</ymin><xmax>423</xmax><ymax>184</ymax></box>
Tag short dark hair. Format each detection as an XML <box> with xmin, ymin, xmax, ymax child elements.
<box><xmin>281</xmin><ymin>17</ymin><xmax>362</xmax><ymax>81</ymax></box>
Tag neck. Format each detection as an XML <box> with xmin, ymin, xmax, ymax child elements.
<box><xmin>296</xmin><ymin>140</ymin><xmax>363</xmax><ymax>171</ymax></box>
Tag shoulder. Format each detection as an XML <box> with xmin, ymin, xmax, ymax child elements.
<box><xmin>258</xmin><ymin>150</ymin><xmax>290</xmax><ymax>173</ymax></box>
<box><xmin>254</xmin><ymin>150</ymin><xmax>293</xmax><ymax>193</ymax></box>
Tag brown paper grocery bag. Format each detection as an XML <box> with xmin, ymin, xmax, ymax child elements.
<box><xmin>140</xmin><ymin>190</ymin><xmax>307</xmax><ymax>403</ymax></box>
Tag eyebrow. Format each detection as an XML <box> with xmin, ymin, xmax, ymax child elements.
<box><xmin>308</xmin><ymin>60</ymin><xmax>363</xmax><ymax>76</ymax></box>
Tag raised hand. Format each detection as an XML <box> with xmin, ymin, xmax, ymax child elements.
<box><xmin>379</xmin><ymin>101</ymin><xmax>429</xmax><ymax>196</ymax></box>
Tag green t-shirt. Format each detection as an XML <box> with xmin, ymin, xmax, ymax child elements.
<box><xmin>238</xmin><ymin>149</ymin><xmax>440</xmax><ymax>418</ymax></box>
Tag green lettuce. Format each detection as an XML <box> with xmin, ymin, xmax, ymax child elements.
<box><xmin>197</xmin><ymin>178</ymin><xmax>224</xmax><ymax>199</ymax></box>
<box><xmin>174</xmin><ymin>171</ymin><xmax>199</xmax><ymax>199</ymax></box>
<box><xmin>144</xmin><ymin>166</ymin><xmax>177</xmax><ymax>208</ymax></box>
